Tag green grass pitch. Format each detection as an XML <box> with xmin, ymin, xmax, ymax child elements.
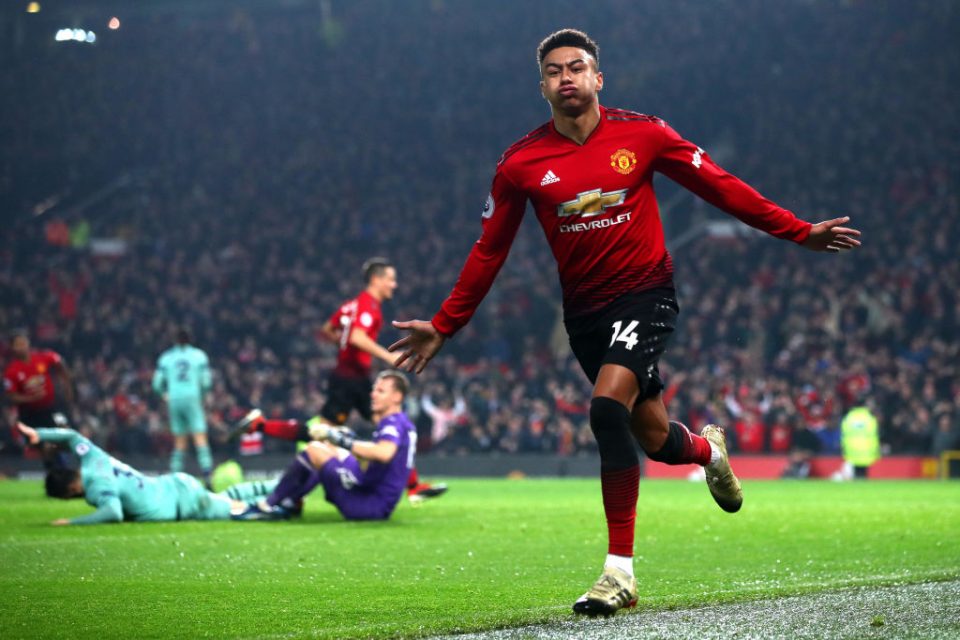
<box><xmin>1</xmin><ymin>478</ymin><xmax>958</xmax><ymax>639</ymax></box>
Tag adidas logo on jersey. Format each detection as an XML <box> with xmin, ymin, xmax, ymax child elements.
<box><xmin>540</xmin><ymin>170</ymin><xmax>561</xmax><ymax>186</ymax></box>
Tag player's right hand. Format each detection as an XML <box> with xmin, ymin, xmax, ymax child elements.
<box><xmin>389</xmin><ymin>319</ymin><xmax>446</xmax><ymax>374</ymax></box>
<box><xmin>16</xmin><ymin>422</ymin><xmax>40</xmax><ymax>446</ymax></box>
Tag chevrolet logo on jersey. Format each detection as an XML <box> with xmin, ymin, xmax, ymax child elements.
<box><xmin>556</xmin><ymin>189</ymin><xmax>628</xmax><ymax>218</ymax></box>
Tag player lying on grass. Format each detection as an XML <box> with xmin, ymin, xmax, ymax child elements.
<box><xmin>233</xmin><ymin>370</ymin><xmax>417</xmax><ymax>521</ymax></box>
<box><xmin>17</xmin><ymin>422</ymin><xmax>276</xmax><ymax>525</ymax></box>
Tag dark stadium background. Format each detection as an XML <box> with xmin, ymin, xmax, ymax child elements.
<box><xmin>1</xmin><ymin>0</ymin><xmax>957</xmax><ymax>476</ymax></box>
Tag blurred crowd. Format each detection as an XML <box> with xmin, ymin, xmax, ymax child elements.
<box><xmin>1</xmin><ymin>0</ymin><xmax>957</xmax><ymax>460</ymax></box>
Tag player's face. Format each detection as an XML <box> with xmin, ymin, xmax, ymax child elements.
<box><xmin>370</xmin><ymin>378</ymin><xmax>402</xmax><ymax>415</ymax></box>
<box><xmin>373</xmin><ymin>267</ymin><xmax>398</xmax><ymax>301</ymax></box>
<box><xmin>11</xmin><ymin>336</ymin><xmax>30</xmax><ymax>359</ymax></box>
<box><xmin>539</xmin><ymin>46</ymin><xmax>603</xmax><ymax>116</ymax></box>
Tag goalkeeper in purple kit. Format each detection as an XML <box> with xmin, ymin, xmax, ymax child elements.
<box><xmin>234</xmin><ymin>370</ymin><xmax>417</xmax><ymax>521</ymax></box>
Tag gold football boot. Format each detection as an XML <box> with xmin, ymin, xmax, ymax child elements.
<box><xmin>572</xmin><ymin>566</ymin><xmax>638</xmax><ymax>617</ymax></box>
<box><xmin>702</xmin><ymin>424</ymin><xmax>743</xmax><ymax>513</ymax></box>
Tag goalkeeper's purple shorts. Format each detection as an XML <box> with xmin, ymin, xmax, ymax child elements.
<box><xmin>320</xmin><ymin>456</ymin><xmax>393</xmax><ymax>521</ymax></box>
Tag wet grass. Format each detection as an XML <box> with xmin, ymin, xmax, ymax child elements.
<box><xmin>448</xmin><ymin>580</ymin><xmax>960</xmax><ymax>640</ymax></box>
<box><xmin>0</xmin><ymin>478</ymin><xmax>957</xmax><ymax>638</ymax></box>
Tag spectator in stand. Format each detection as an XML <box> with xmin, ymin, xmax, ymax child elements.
<box><xmin>781</xmin><ymin>417</ymin><xmax>822</xmax><ymax>479</ymax></box>
<box><xmin>930</xmin><ymin>412</ymin><xmax>958</xmax><ymax>458</ymax></box>
<box><xmin>420</xmin><ymin>388</ymin><xmax>467</xmax><ymax>449</ymax></box>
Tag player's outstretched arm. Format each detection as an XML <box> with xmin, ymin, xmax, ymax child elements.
<box><xmin>18</xmin><ymin>422</ymin><xmax>84</xmax><ymax>448</ymax></box>
<box><xmin>348</xmin><ymin>328</ymin><xmax>402</xmax><ymax>367</ymax></box>
<box><xmin>800</xmin><ymin>216</ymin><xmax>861</xmax><ymax>253</ymax></box>
<box><xmin>388</xmin><ymin>320</ymin><xmax>447</xmax><ymax>374</ymax></box>
<box><xmin>16</xmin><ymin>422</ymin><xmax>40</xmax><ymax>446</ymax></box>
<box><xmin>66</xmin><ymin>500</ymin><xmax>124</xmax><ymax>525</ymax></box>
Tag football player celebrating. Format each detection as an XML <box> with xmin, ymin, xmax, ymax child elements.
<box><xmin>389</xmin><ymin>29</ymin><xmax>861</xmax><ymax>616</ymax></box>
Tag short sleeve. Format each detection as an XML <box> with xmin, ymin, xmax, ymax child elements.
<box><xmin>375</xmin><ymin>422</ymin><xmax>403</xmax><ymax>446</ymax></box>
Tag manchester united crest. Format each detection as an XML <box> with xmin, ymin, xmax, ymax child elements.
<box><xmin>610</xmin><ymin>148</ymin><xmax>637</xmax><ymax>175</ymax></box>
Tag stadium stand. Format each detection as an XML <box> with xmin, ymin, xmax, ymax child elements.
<box><xmin>1</xmin><ymin>0</ymin><xmax>957</xmax><ymax>466</ymax></box>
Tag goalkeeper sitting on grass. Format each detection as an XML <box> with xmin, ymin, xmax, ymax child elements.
<box><xmin>233</xmin><ymin>370</ymin><xmax>417</xmax><ymax>521</ymax></box>
<box><xmin>17</xmin><ymin>423</ymin><xmax>274</xmax><ymax>525</ymax></box>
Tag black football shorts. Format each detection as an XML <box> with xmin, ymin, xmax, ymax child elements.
<box><xmin>321</xmin><ymin>372</ymin><xmax>373</xmax><ymax>424</ymax></box>
<box><xmin>565</xmin><ymin>287</ymin><xmax>679</xmax><ymax>400</ymax></box>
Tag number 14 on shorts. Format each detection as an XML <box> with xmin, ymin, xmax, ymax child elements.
<box><xmin>610</xmin><ymin>320</ymin><xmax>640</xmax><ymax>351</ymax></box>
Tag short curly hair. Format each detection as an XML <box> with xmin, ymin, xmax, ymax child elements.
<box><xmin>537</xmin><ymin>29</ymin><xmax>600</xmax><ymax>69</ymax></box>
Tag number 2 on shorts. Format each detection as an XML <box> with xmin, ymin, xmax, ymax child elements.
<box><xmin>610</xmin><ymin>320</ymin><xmax>640</xmax><ymax>351</ymax></box>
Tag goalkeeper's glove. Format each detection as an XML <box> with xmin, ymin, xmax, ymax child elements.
<box><xmin>326</xmin><ymin>428</ymin><xmax>355</xmax><ymax>450</ymax></box>
<box><xmin>306</xmin><ymin>417</ymin><xmax>356</xmax><ymax>450</ymax></box>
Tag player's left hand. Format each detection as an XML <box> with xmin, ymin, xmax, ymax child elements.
<box><xmin>801</xmin><ymin>216</ymin><xmax>861</xmax><ymax>252</ymax></box>
<box><xmin>50</xmin><ymin>519</ymin><xmax>71</xmax><ymax>526</ymax></box>
<box><xmin>306</xmin><ymin>417</ymin><xmax>332</xmax><ymax>441</ymax></box>
<box><xmin>389</xmin><ymin>319</ymin><xmax>447</xmax><ymax>374</ymax></box>
<box><xmin>16</xmin><ymin>422</ymin><xmax>40</xmax><ymax>446</ymax></box>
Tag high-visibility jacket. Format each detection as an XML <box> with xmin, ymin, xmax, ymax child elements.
<box><xmin>841</xmin><ymin>406</ymin><xmax>880</xmax><ymax>467</ymax></box>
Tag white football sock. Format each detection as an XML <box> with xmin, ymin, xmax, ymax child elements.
<box><xmin>707</xmin><ymin>441</ymin><xmax>722</xmax><ymax>467</ymax></box>
<box><xmin>604</xmin><ymin>553</ymin><xmax>634</xmax><ymax>577</ymax></box>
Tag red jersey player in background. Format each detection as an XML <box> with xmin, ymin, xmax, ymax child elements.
<box><xmin>390</xmin><ymin>29</ymin><xmax>860</xmax><ymax>615</ymax></box>
<box><xmin>233</xmin><ymin>257</ymin><xmax>446</xmax><ymax>503</ymax></box>
<box><xmin>3</xmin><ymin>330</ymin><xmax>75</xmax><ymax>470</ymax></box>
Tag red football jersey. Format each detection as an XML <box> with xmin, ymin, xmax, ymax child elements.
<box><xmin>3</xmin><ymin>350</ymin><xmax>62</xmax><ymax>411</ymax></box>
<box><xmin>329</xmin><ymin>290</ymin><xmax>382</xmax><ymax>378</ymax></box>
<box><xmin>432</xmin><ymin>106</ymin><xmax>812</xmax><ymax>336</ymax></box>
